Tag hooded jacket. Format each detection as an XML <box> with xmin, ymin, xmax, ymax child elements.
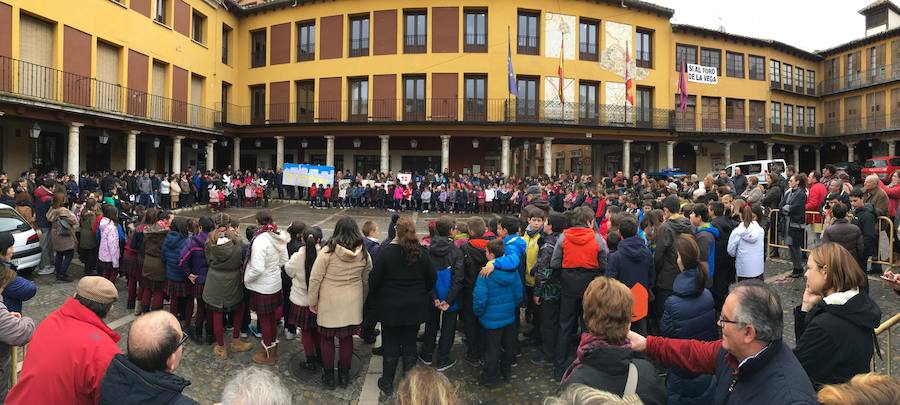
<box><xmin>793</xmin><ymin>290</ymin><xmax>882</xmax><ymax>388</ymax></box>
<box><xmin>367</xmin><ymin>244</ymin><xmax>435</xmax><ymax>327</ymax></box>
<box><xmin>163</xmin><ymin>231</ymin><xmax>189</xmax><ymax>282</ymax></box>
<box><xmin>460</xmin><ymin>236</ymin><xmax>493</xmax><ymax>295</ymax></box>
<box><xmin>428</xmin><ymin>236</ymin><xmax>465</xmax><ymax>309</ymax></box>
<box><xmin>203</xmin><ymin>237</ymin><xmax>244</xmax><ymax>311</ymax></box>
<box><xmin>178</xmin><ymin>232</ymin><xmax>209</xmax><ymax>284</ymax></box>
<box><xmin>98</xmin><ymin>354</ymin><xmax>198</xmax><ymax>405</ymax></box>
<box><xmin>561</xmin><ymin>336</ymin><xmax>666</xmax><ymax>405</ymax></box>
<box><xmin>551</xmin><ymin>226</ymin><xmax>609</xmax><ymax>297</ymax></box>
<box><xmin>694</xmin><ymin>225</ymin><xmax>719</xmax><ymax>284</ymax></box>
<box><xmin>606</xmin><ymin>236</ymin><xmax>655</xmax><ymax>291</ymax></box>
<box><xmin>308</xmin><ymin>243</ymin><xmax>372</xmax><ymax>328</ymax></box>
<box><xmin>284</xmin><ymin>246</ymin><xmax>320</xmax><ymax>307</ymax></box>
<box><xmin>472</xmin><ymin>259</ymin><xmax>523</xmax><ymax>329</ymax></box>
<box><xmin>243</xmin><ymin>230</ymin><xmax>290</xmax><ymax>294</ymax></box>
<box><xmin>727</xmin><ymin>221</ymin><xmax>765</xmax><ymax>279</ymax></box>
<box><xmin>653</xmin><ymin>215</ymin><xmax>694</xmax><ymax>291</ymax></box>
<box><xmin>821</xmin><ymin>218</ymin><xmax>864</xmax><ymax>266</ymax></box>
<box><xmin>141</xmin><ymin>224</ymin><xmax>169</xmax><ymax>282</ymax></box>
<box><xmin>533</xmin><ymin>232</ymin><xmax>561</xmax><ymax>301</ymax></box>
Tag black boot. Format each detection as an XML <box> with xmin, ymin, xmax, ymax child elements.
<box><xmin>378</xmin><ymin>357</ymin><xmax>399</xmax><ymax>395</ymax></box>
<box><xmin>205</xmin><ymin>325</ymin><xmax>215</xmax><ymax>345</ymax></box>
<box><xmin>338</xmin><ymin>368</ymin><xmax>350</xmax><ymax>388</ymax></box>
<box><xmin>304</xmin><ymin>355</ymin><xmax>319</xmax><ymax>371</ymax></box>
<box><xmin>189</xmin><ymin>325</ymin><xmax>202</xmax><ymax>344</ymax></box>
<box><xmin>321</xmin><ymin>368</ymin><xmax>336</xmax><ymax>390</ymax></box>
<box><xmin>402</xmin><ymin>355</ymin><xmax>417</xmax><ymax>373</ymax></box>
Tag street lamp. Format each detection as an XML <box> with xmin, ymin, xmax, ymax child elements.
<box><xmin>153</xmin><ymin>137</ymin><xmax>161</xmax><ymax>148</ymax></box>
<box><xmin>353</xmin><ymin>138</ymin><xmax>362</xmax><ymax>148</ymax></box>
<box><xmin>523</xmin><ymin>140</ymin><xmax>530</xmax><ymax>149</ymax></box>
<box><xmin>472</xmin><ymin>139</ymin><xmax>479</xmax><ymax>148</ymax></box>
<box><xmin>29</xmin><ymin>122</ymin><xmax>41</xmax><ymax>139</ymax></box>
<box><xmin>221</xmin><ymin>138</ymin><xmax>228</xmax><ymax>147</ymax></box>
<box><xmin>99</xmin><ymin>130</ymin><xmax>109</xmax><ymax>145</ymax></box>
<box><xmin>192</xmin><ymin>141</ymin><xmax>198</xmax><ymax>149</ymax></box>
<box><xmin>410</xmin><ymin>139</ymin><xmax>418</xmax><ymax>148</ymax></box>
<box><xmin>301</xmin><ymin>138</ymin><xmax>308</xmax><ymax>149</ymax></box>
<box><xmin>645</xmin><ymin>144</ymin><xmax>651</xmax><ymax>151</ymax></box>
<box><xmin>255</xmin><ymin>139</ymin><xmax>261</xmax><ymax>148</ymax></box>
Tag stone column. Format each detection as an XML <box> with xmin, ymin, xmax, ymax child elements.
<box><xmin>847</xmin><ymin>142</ymin><xmax>855</xmax><ymax>162</ymax></box>
<box><xmin>67</xmin><ymin>122</ymin><xmax>83</xmax><ymax>176</ymax></box>
<box><xmin>793</xmin><ymin>146</ymin><xmax>800</xmax><ymax>172</ymax></box>
<box><xmin>501</xmin><ymin>136</ymin><xmax>511</xmax><ymax>176</ymax></box>
<box><xmin>275</xmin><ymin>136</ymin><xmax>285</xmax><ymax>170</ymax></box>
<box><xmin>666</xmin><ymin>141</ymin><xmax>675</xmax><ymax>169</ymax></box>
<box><xmin>325</xmin><ymin>135</ymin><xmax>335</xmax><ymax>168</ymax></box>
<box><xmin>543</xmin><ymin>137</ymin><xmax>554</xmax><ymax>176</ymax></box>
<box><xmin>206</xmin><ymin>140</ymin><xmax>215</xmax><ymax>171</ymax></box>
<box><xmin>529</xmin><ymin>144</ymin><xmax>538</xmax><ymax>176</ymax></box>
<box><xmin>233</xmin><ymin>137</ymin><xmax>241</xmax><ymax>171</ymax></box>
<box><xmin>126</xmin><ymin>130</ymin><xmax>139</xmax><ymax>171</ymax></box>
<box><xmin>440</xmin><ymin>135</ymin><xmax>451</xmax><ymax>173</ymax></box>
<box><xmin>721</xmin><ymin>141</ymin><xmax>732</xmax><ymax>166</ymax></box>
<box><xmin>889</xmin><ymin>140</ymin><xmax>896</xmax><ymax>157</ymax></box>
<box><xmin>765</xmin><ymin>142</ymin><xmax>774</xmax><ymax>161</ymax></box>
<box><xmin>815</xmin><ymin>147</ymin><xmax>821</xmax><ymax>171</ymax></box>
<box><xmin>623</xmin><ymin>140</ymin><xmax>632</xmax><ymax>176</ymax></box>
<box><xmin>172</xmin><ymin>136</ymin><xmax>183</xmax><ymax>174</ymax></box>
<box><xmin>379</xmin><ymin>135</ymin><xmax>390</xmax><ymax>173</ymax></box>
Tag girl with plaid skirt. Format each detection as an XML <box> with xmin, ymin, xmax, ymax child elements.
<box><xmin>140</xmin><ymin>212</ymin><xmax>170</xmax><ymax>310</ymax></box>
<box><xmin>163</xmin><ymin>217</ymin><xmax>192</xmax><ymax>329</ymax></box>
<box><xmin>179</xmin><ymin>216</ymin><xmax>214</xmax><ymax>344</ymax></box>
<box><xmin>284</xmin><ymin>226</ymin><xmax>323</xmax><ymax>371</ymax></box>
<box><xmin>123</xmin><ymin>208</ymin><xmax>157</xmax><ymax>312</ymax></box>
<box><xmin>308</xmin><ymin>217</ymin><xmax>372</xmax><ymax>389</ymax></box>
<box><xmin>204</xmin><ymin>213</ymin><xmax>253</xmax><ymax>359</ymax></box>
<box><xmin>244</xmin><ymin>210</ymin><xmax>290</xmax><ymax>366</ymax></box>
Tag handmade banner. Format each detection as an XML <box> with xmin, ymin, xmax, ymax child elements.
<box><xmin>398</xmin><ymin>173</ymin><xmax>412</xmax><ymax>185</ymax></box>
<box><xmin>282</xmin><ymin>163</ymin><xmax>335</xmax><ymax>187</ymax></box>
<box><xmin>686</xmin><ymin>63</ymin><xmax>718</xmax><ymax>84</ymax></box>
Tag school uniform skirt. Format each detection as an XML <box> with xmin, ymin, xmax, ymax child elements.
<box><xmin>249</xmin><ymin>290</ymin><xmax>283</xmax><ymax>315</ymax></box>
<box><xmin>167</xmin><ymin>280</ymin><xmax>192</xmax><ymax>298</ymax></box>
<box><xmin>289</xmin><ymin>304</ymin><xmax>318</xmax><ymax>330</ymax></box>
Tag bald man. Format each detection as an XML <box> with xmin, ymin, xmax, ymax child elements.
<box><xmin>99</xmin><ymin>311</ymin><xmax>199</xmax><ymax>404</ymax></box>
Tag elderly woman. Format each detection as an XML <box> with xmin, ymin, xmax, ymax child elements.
<box><xmin>560</xmin><ymin>277</ymin><xmax>666</xmax><ymax>404</ymax></box>
<box><xmin>782</xmin><ymin>174</ymin><xmax>808</xmax><ymax>278</ymax></box>
<box><xmin>169</xmin><ymin>175</ymin><xmax>181</xmax><ymax>210</ymax></box>
<box><xmin>740</xmin><ymin>175</ymin><xmax>763</xmax><ymax>204</ymax></box>
<box><xmin>795</xmin><ymin>243</ymin><xmax>881</xmax><ymax>388</ymax></box>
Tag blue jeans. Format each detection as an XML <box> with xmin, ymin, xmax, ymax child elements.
<box><xmin>54</xmin><ymin>249</ymin><xmax>74</xmax><ymax>277</ymax></box>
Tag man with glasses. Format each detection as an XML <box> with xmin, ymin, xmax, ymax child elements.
<box><xmin>7</xmin><ymin>276</ymin><xmax>121</xmax><ymax>405</ymax></box>
<box><xmin>99</xmin><ymin>311</ymin><xmax>198</xmax><ymax>404</ymax></box>
<box><xmin>628</xmin><ymin>280</ymin><xmax>816</xmax><ymax>405</ymax></box>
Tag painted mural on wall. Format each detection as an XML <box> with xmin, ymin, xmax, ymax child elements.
<box><xmin>600</xmin><ymin>20</ymin><xmax>650</xmax><ymax>122</ymax></box>
<box><xmin>544</xmin><ymin>12</ymin><xmax>576</xmax><ymax>60</ymax></box>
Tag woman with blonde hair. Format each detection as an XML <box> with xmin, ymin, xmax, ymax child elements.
<box><xmin>818</xmin><ymin>373</ymin><xmax>900</xmax><ymax>405</ymax></box>
<box><xmin>390</xmin><ymin>365</ymin><xmax>458</xmax><ymax>405</ymax></box>
<box><xmin>169</xmin><ymin>175</ymin><xmax>181</xmax><ymax>210</ymax></box>
<box><xmin>795</xmin><ymin>242</ymin><xmax>881</xmax><ymax>388</ymax></box>
<box><xmin>544</xmin><ymin>384</ymin><xmax>642</xmax><ymax>405</ymax></box>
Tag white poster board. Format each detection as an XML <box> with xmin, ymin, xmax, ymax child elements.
<box><xmin>398</xmin><ymin>173</ymin><xmax>412</xmax><ymax>185</ymax></box>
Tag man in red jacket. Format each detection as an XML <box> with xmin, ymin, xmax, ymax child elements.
<box><xmin>7</xmin><ymin>276</ymin><xmax>121</xmax><ymax>405</ymax></box>
<box><xmin>806</xmin><ymin>171</ymin><xmax>828</xmax><ymax>239</ymax></box>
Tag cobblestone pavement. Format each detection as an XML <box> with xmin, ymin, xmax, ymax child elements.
<box><xmin>15</xmin><ymin>202</ymin><xmax>900</xmax><ymax>404</ymax></box>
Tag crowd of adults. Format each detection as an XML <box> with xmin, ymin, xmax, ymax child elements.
<box><xmin>0</xmin><ymin>163</ymin><xmax>899</xmax><ymax>404</ymax></box>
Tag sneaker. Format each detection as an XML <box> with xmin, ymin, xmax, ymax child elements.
<box><xmin>284</xmin><ymin>329</ymin><xmax>297</xmax><ymax>340</ymax></box>
<box><xmin>435</xmin><ymin>358</ymin><xmax>457</xmax><ymax>372</ymax></box>
<box><xmin>418</xmin><ymin>352</ymin><xmax>433</xmax><ymax>365</ymax></box>
<box><xmin>465</xmin><ymin>354</ymin><xmax>482</xmax><ymax>367</ymax></box>
<box><xmin>36</xmin><ymin>266</ymin><xmax>55</xmax><ymax>275</ymax></box>
<box><xmin>56</xmin><ymin>274</ymin><xmax>73</xmax><ymax>282</ymax></box>
<box><xmin>240</xmin><ymin>332</ymin><xmax>248</xmax><ymax>339</ymax></box>
<box><xmin>529</xmin><ymin>353</ymin><xmax>553</xmax><ymax>367</ymax></box>
<box><xmin>249</xmin><ymin>325</ymin><xmax>262</xmax><ymax>338</ymax></box>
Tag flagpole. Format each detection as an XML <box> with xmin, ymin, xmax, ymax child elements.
<box><xmin>625</xmin><ymin>41</ymin><xmax>629</xmax><ymax>126</ymax></box>
<box><xmin>507</xmin><ymin>26</ymin><xmax>511</xmax><ymax>122</ymax></box>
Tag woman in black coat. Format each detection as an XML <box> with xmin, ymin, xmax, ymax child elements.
<box><xmin>782</xmin><ymin>174</ymin><xmax>808</xmax><ymax>277</ymax></box>
<box><xmin>795</xmin><ymin>243</ymin><xmax>881</xmax><ymax>389</ymax></box>
<box><xmin>366</xmin><ymin>216</ymin><xmax>436</xmax><ymax>396</ymax></box>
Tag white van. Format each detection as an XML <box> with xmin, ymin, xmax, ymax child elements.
<box><xmin>724</xmin><ymin>159</ymin><xmax>787</xmax><ymax>185</ymax></box>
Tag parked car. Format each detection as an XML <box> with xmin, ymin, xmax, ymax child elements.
<box><xmin>0</xmin><ymin>203</ymin><xmax>41</xmax><ymax>272</ymax></box>
<box><xmin>862</xmin><ymin>156</ymin><xmax>900</xmax><ymax>183</ymax></box>
<box><xmin>724</xmin><ymin>159</ymin><xmax>787</xmax><ymax>185</ymax></box>
<box><xmin>647</xmin><ymin>168</ymin><xmax>688</xmax><ymax>181</ymax></box>
<box><xmin>832</xmin><ymin>161</ymin><xmax>863</xmax><ymax>185</ymax></box>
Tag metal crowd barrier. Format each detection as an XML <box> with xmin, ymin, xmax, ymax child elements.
<box><xmin>872</xmin><ymin>312</ymin><xmax>899</xmax><ymax>376</ymax></box>
<box><xmin>9</xmin><ymin>345</ymin><xmax>22</xmax><ymax>387</ymax></box>
<box><xmin>767</xmin><ymin>209</ymin><xmax>895</xmax><ymax>270</ymax></box>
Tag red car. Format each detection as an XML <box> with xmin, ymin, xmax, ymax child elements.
<box><xmin>862</xmin><ymin>156</ymin><xmax>900</xmax><ymax>183</ymax></box>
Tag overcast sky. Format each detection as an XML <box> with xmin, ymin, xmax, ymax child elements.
<box><xmin>653</xmin><ymin>0</ymin><xmax>875</xmax><ymax>52</ymax></box>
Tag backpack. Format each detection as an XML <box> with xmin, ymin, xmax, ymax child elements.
<box><xmin>56</xmin><ymin>217</ymin><xmax>73</xmax><ymax>237</ymax></box>
<box><xmin>433</xmin><ymin>265</ymin><xmax>458</xmax><ymax>312</ymax></box>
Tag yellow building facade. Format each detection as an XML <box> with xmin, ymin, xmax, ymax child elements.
<box><xmin>1</xmin><ymin>0</ymin><xmax>899</xmax><ymax>178</ymax></box>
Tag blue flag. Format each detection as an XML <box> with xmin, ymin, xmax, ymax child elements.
<box><xmin>507</xmin><ymin>30</ymin><xmax>518</xmax><ymax>97</ymax></box>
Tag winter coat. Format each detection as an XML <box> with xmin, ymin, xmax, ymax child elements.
<box><xmin>363</xmin><ymin>237</ymin><xmax>380</xmax><ymax>261</ymax></box>
<box><xmin>243</xmin><ymin>230</ymin><xmax>290</xmax><ymax>294</ymax></box>
<box><xmin>6</xmin><ymin>298</ymin><xmax>121</xmax><ymax>405</ymax></box>
<box><xmin>178</xmin><ymin>232</ymin><xmax>209</xmax><ymax>284</ymax></box>
<box><xmin>0</xmin><ymin>300</ymin><xmax>34</xmax><ymax>402</ymax></box>
<box><xmin>141</xmin><ymin>224</ymin><xmax>168</xmax><ymax>282</ymax></box>
<box><xmin>460</xmin><ymin>236</ymin><xmax>492</xmax><ymax>295</ymax></box>
<box><xmin>851</xmin><ymin>204</ymin><xmax>878</xmax><ymax>258</ymax></box>
<box><xmin>561</xmin><ymin>337</ymin><xmax>666</xmax><ymax>405</ymax></box>
<box><xmin>97</xmin><ymin>217</ymin><xmax>120</xmax><ymax>268</ymax></box>
<box><xmin>473</xmin><ymin>259</ymin><xmax>523</xmax><ymax>329</ymax></box>
<box><xmin>727</xmin><ymin>221</ymin><xmax>765</xmax><ymax>279</ymax></box>
<box><xmin>661</xmin><ymin>269</ymin><xmax>717</xmax><ymax>405</ymax></box>
<box><xmin>532</xmin><ymin>232</ymin><xmax>561</xmax><ymax>301</ymax></box>
<box><xmin>98</xmin><ymin>354</ymin><xmax>198</xmax><ymax>405</ymax></box>
<box><xmin>793</xmin><ymin>289</ymin><xmax>881</xmax><ymax>388</ymax></box>
<box><xmin>879</xmin><ymin>182</ymin><xmax>900</xmax><ymax>217</ymax></box>
<box><xmin>163</xmin><ymin>232</ymin><xmax>189</xmax><ymax>282</ymax></box>
<box><xmin>606</xmin><ymin>236</ymin><xmax>655</xmax><ymax>291</ymax></box>
<box><xmin>782</xmin><ymin>187</ymin><xmax>807</xmax><ymax>225</ymax></box>
<box><xmin>551</xmin><ymin>226</ymin><xmax>609</xmax><ymax>298</ymax></box>
<box><xmin>203</xmin><ymin>237</ymin><xmax>244</xmax><ymax>311</ymax></box>
<box><xmin>760</xmin><ymin>184</ymin><xmax>783</xmax><ymax>210</ymax></box>
<box><xmin>653</xmin><ymin>215</ymin><xmax>694</xmax><ymax>291</ymax></box>
<box><xmin>46</xmin><ymin>207</ymin><xmax>78</xmax><ymax>252</ymax></box>
<box><xmin>138</xmin><ymin>177</ymin><xmax>152</xmax><ymax>194</ymax></box>
<box><xmin>308</xmin><ymin>243</ymin><xmax>372</xmax><ymax>328</ymax></box>
<box><xmin>821</xmin><ymin>218</ymin><xmax>864</xmax><ymax>266</ymax></box>
<box><xmin>78</xmin><ymin>210</ymin><xmax>99</xmax><ymax>250</ymax></box>
<box><xmin>863</xmin><ymin>186</ymin><xmax>889</xmax><ymax>217</ymax></box>
<box><xmin>428</xmin><ymin>237</ymin><xmax>465</xmax><ymax>308</ymax></box>
<box><xmin>367</xmin><ymin>244</ymin><xmax>435</xmax><ymax>327</ymax></box>
<box><xmin>284</xmin><ymin>246</ymin><xmax>319</xmax><ymax>307</ymax></box>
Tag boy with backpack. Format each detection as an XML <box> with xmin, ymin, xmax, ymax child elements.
<box><xmin>420</xmin><ymin>217</ymin><xmax>465</xmax><ymax>371</ymax></box>
<box><xmin>605</xmin><ymin>215</ymin><xmax>653</xmax><ymax>335</ymax></box>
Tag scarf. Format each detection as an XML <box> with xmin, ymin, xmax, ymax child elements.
<box><xmin>243</xmin><ymin>223</ymin><xmax>279</xmax><ymax>272</ymax></box>
<box><xmin>560</xmin><ymin>332</ymin><xmax>631</xmax><ymax>385</ymax></box>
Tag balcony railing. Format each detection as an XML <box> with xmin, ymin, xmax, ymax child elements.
<box><xmin>517</xmin><ymin>35</ymin><xmax>539</xmax><ymax>55</ymax></box>
<box><xmin>0</xmin><ymin>56</ymin><xmax>219</xmax><ymax>130</ymax></box>
<box><xmin>349</xmin><ymin>38</ymin><xmax>369</xmax><ymax>57</ymax></box>
<box><xmin>820</xmin><ymin>114</ymin><xmax>900</xmax><ymax>136</ymax></box>
<box><xmin>404</xmin><ymin>35</ymin><xmax>427</xmax><ymax>53</ymax></box>
<box><xmin>216</xmin><ymin>98</ymin><xmax>675</xmax><ymax>130</ymax></box>
<box><xmin>464</xmin><ymin>34</ymin><xmax>487</xmax><ymax>52</ymax></box>
<box><xmin>770</xmin><ymin>80</ymin><xmax>816</xmax><ymax>96</ymax></box>
<box><xmin>819</xmin><ymin>63</ymin><xmax>900</xmax><ymax>95</ymax></box>
<box><xmin>673</xmin><ymin>114</ymin><xmax>816</xmax><ymax>135</ymax></box>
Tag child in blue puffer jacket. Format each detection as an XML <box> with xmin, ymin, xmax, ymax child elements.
<box><xmin>473</xmin><ymin>238</ymin><xmax>522</xmax><ymax>388</ymax></box>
